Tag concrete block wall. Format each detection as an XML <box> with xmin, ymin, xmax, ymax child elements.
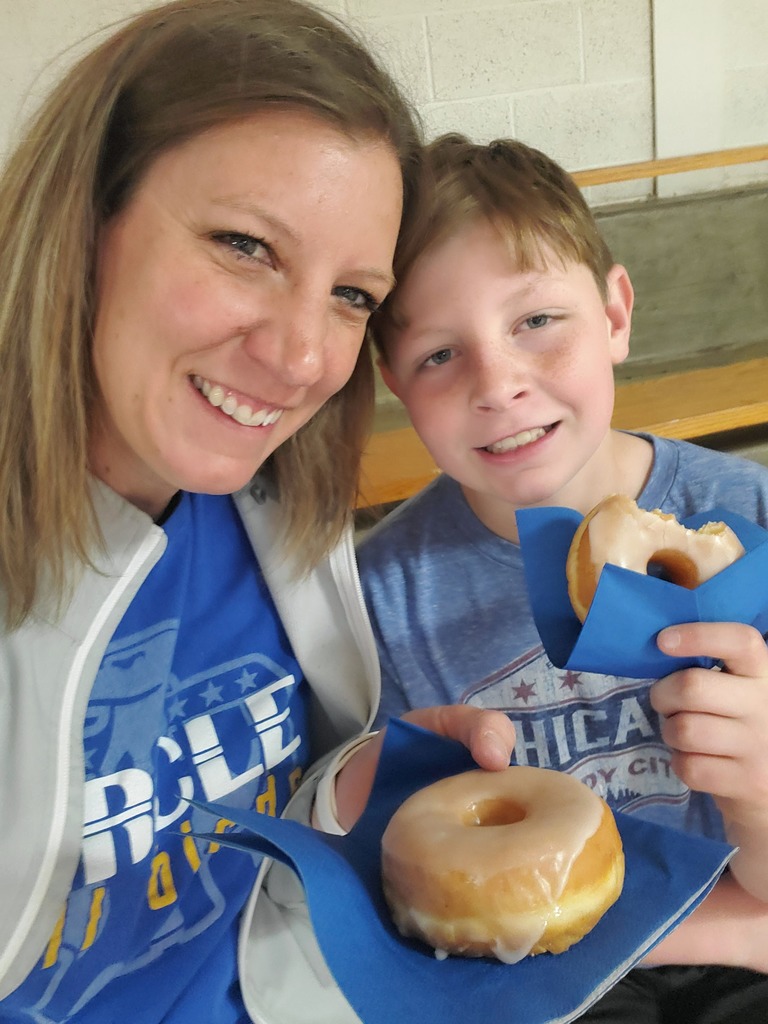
<box><xmin>339</xmin><ymin>0</ymin><xmax>656</xmax><ymax>206</ymax></box>
<box><xmin>2</xmin><ymin>1</ymin><xmax>767</xmax><ymax>205</ymax></box>
<box><xmin>654</xmin><ymin>0</ymin><xmax>768</xmax><ymax>196</ymax></box>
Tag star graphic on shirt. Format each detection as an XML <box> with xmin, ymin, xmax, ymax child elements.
<box><xmin>559</xmin><ymin>669</ymin><xmax>582</xmax><ymax>692</ymax></box>
<box><xmin>168</xmin><ymin>696</ymin><xmax>187</xmax><ymax>719</ymax></box>
<box><xmin>200</xmin><ymin>680</ymin><xmax>224</xmax><ymax>707</ymax></box>
<box><xmin>236</xmin><ymin>667</ymin><xmax>257</xmax><ymax>693</ymax></box>
<box><xmin>512</xmin><ymin>679</ymin><xmax>537</xmax><ymax>703</ymax></box>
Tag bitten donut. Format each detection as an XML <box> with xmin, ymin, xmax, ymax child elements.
<box><xmin>381</xmin><ymin>767</ymin><xmax>624</xmax><ymax>963</ymax></box>
<box><xmin>566</xmin><ymin>493</ymin><xmax>745</xmax><ymax>622</ymax></box>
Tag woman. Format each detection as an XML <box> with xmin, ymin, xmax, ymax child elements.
<box><xmin>0</xmin><ymin>1</ymin><xmax>514</xmax><ymax>1021</ymax></box>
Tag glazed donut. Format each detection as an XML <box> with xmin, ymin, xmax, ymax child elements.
<box><xmin>566</xmin><ymin>493</ymin><xmax>745</xmax><ymax>622</ymax></box>
<box><xmin>380</xmin><ymin>767</ymin><xmax>624</xmax><ymax>963</ymax></box>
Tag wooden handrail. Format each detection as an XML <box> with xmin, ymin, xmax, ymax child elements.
<box><xmin>571</xmin><ymin>144</ymin><xmax>768</xmax><ymax>188</ymax></box>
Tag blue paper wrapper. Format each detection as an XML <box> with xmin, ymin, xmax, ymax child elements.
<box><xmin>516</xmin><ymin>506</ymin><xmax>768</xmax><ymax>678</ymax></box>
<box><xmin>195</xmin><ymin>719</ymin><xmax>734</xmax><ymax>1024</ymax></box>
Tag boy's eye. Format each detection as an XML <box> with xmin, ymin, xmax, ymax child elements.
<box><xmin>424</xmin><ymin>348</ymin><xmax>453</xmax><ymax>367</ymax></box>
<box><xmin>212</xmin><ymin>232</ymin><xmax>272</xmax><ymax>262</ymax></box>
<box><xmin>524</xmin><ymin>313</ymin><xmax>551</xmax><ymax>330</ymax></box>
<box><xmin>333</xmin><ymin>285</ymin><xmax>380</xmax><ymax>314</ymax></box>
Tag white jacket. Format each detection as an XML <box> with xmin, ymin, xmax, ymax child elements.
<box><xmin>0</xmin><ymin>477</ymin><xmax>378</xmax><ymax>1022</ymax></box>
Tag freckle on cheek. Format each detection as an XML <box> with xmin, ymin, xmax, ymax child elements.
<box><xmin>541</xmin><ymin>347</ymin><xmax>569</xmax><ymax>376</ymax></box>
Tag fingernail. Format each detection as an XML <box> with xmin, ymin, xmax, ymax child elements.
<box><xmin>659</xmin><ymin>627</ymin><xmax>680</xmax><ymax>652</ymax></box>
<box><xmin>484</xmin><ymin>732</ymin><xmax>510</xmax><ymax>767</ymax></box>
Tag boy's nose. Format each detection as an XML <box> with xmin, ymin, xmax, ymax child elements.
<box><xmin>471</xmin><ymin>350</ymin><xmax>528</xmax><ymax>410</ymax></box>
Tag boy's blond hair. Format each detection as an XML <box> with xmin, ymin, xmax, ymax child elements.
<box><xmin>0</xmin><ymin>0</ymin><xmax>423</xmax><ymax>628</ymax></box>
<box><xmin>375</xmin><ymin>133</ymin><xmax>613</xmax><ymax>355</ymax></box>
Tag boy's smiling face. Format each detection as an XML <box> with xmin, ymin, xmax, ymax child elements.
<box><xmin>379</xmin><ymin>218</ymin><xmax>634</xmax><ymax>536</ymax></box>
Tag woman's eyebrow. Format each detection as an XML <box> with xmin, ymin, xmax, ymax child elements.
<box><xmin>211</xmin><ymin>196</ymin><xmax>395</xmax><ymax>289</ymax></box>
<box><xmin>211</xmin><ymin>197</ymin><xmax>298</xmax><ymax>241</ymax></box>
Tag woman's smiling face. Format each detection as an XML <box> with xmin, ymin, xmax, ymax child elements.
<box><xmin>89</xmin><ymin>107</ymin><xmax>403</xmax><ymax>517</ymax></box>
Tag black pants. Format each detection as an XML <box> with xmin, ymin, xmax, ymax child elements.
<box><xmin>578</xmin><ymin>966</ymin><xmax>768</xmax><ymax>1024</ymax></box>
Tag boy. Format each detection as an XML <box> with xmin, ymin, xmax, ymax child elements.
<box><xmin>358</xmin><ymin>134</ymin><xmax>768</xmax><ymax>1021</ymax></box>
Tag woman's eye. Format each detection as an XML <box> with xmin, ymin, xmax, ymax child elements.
<box><xmin>333</xmin><ymin>285</ymin><xmax>379</xmax><ymax>313</ymax></box>
<box><xmin>424</xmin><ymin>348</ymin><xmax>453</xmax><ymax>367</ymax></box>
<box><xmin>524</xmin><ymin>313</ymin><xmax>551</xmax><ymax>330</ymax></box>
<box><xmin>212</xmin><ymin>232</ymin><xmax>272</xmax><ymax>263</ymax></box>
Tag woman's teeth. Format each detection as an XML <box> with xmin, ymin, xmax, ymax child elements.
<box><xmin>486</xmin><ymin>426</ymin><xmax>546</xmax><ymax>454</ymax></box>
<box><xmin>192</xmin><ymin>375</ymin><xmax>283</xmax><ymax>427</ymax></box>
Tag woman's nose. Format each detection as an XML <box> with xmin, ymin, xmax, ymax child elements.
<box><xmin>243</xmin><ymin>292</ymin><xmax>327</xmax><ymax>388</ymax></box>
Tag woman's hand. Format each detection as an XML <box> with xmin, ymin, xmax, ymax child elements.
<box><xmin>333</xmin><ymin>706</ymin><xmax>515</xmax><ymax>832</ymax></box>
<box><xmin>652</xmin><ymin>621</ymin><xmax>768</xmax><ymax>900</ymax></box>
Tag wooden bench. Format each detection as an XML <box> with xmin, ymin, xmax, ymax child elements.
<box><xmin>357</xmin><ymin>356</ymin><xmax>768</xmax><ymax>508</ymax></box>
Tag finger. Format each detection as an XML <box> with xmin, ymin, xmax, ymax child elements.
<box><xmin>658</xmin><ymin>706</ymin><xmax>746</xmax><ymax>759</ymax></box>
<box><xmin>668</xmin><ymin>749</ymin><xmax>746</xmax><ymax>801</ymax></box>
<box><xmin>403</xmin><ymin>706</ymin><xmax>515</xmax><ymax>771</ymax></box>
<box><xmin>657</xmin><ymin>622</ymin><xmax>768</xmax><ymax>678</ymax></box>
<box><xmin>651</xmin><ymin>669</ymin><xmax>756</xmax><ymax>720</ymax></box>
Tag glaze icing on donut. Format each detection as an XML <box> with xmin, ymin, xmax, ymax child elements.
<box><xmin>381</xmin><ymin>767</ymin><xmax>624</xmax><ymax>962</ymax></box>
<box><xmin>566</xmin><ymin>493</ymin><xmax>745</xmax><ymax>622</ymax></box>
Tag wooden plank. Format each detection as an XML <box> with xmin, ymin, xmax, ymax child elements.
<box><xmin>571</xmin><ymin>144</ymin><xmax>768</xmax><ymax>188</ymax></box>
<box><xmin>612</xmin><ymin>357</ymin><xmax>768</xmax><ymax>439</ymax></box>
<box><xmin>357</xmin><ymin>357</ymin><xmax>768</xmax><ymax>508</ymax></box>
<box><xmin>357</xmin><ymin>426</ymin><xmax>438</xmax><ymax>507</ymax></box>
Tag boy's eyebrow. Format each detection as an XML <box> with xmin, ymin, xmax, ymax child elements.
<box><xmin>507</xmin><ymin>267</ymin><xmax>563</xmax><ymax>290</ymax></box>
<box><xmin>395</xmin><ymin>270</ymin><xmax>567</xmax><ymax>328</ymax></box>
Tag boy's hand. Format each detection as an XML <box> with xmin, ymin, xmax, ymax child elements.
<box><xmin>651</xmin><ymin>621</ymin><xmax>768</xmax><ymax>900</ymax></box>
<box><xmin>641</xmin><ymin>873</ymin><xmax>768</xmax><ymax>972</ymax></box>
<box><xmin>333</xmin><ymin>706</ymin><xmax>515</xmax><ymax>832</ymax></box>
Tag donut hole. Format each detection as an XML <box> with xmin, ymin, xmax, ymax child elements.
<box><xmin>464</xmin><ymin>798</ymin><xmax>526</xmax><ymax>827</ymax></box>
<box><xmin>647</xmin><ymin>549</ymin><xmax>700</xmax><ymax>588</ymax></box>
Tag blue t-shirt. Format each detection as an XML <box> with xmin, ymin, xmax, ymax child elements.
<box><xmin>3</xmin><ymin>493</ymin><xmax>308</xmax><ymax>1023</ymax></box>
<box><xmin>359</xmin><ymin>434</ymin><xmax>768</xmax><ymax>842</ymax></box>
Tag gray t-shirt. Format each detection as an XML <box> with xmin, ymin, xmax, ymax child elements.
<box><xmin>358</xmin><ymin>434</ymin><xmax>768</xmax><ymax>841</ymax></box>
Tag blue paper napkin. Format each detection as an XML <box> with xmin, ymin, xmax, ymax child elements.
<box><xmin>195</xmin><ymin>719</ymin><xmax>734</xmax><ymax>1024</ymax></box>
<box><xmin>516</xmin><ymin>506</ymin><xmax>768</xmax><ymax>678</ymax></box>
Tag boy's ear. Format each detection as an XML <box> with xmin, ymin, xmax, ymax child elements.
<box><xmin>605</xmin><ymin>264</ymin><xmax>634</xmax><ymax>366</ymax></box>
<box><xmin>377</xmin><ymin>355</ymin><xmax>404</xmax><ymax>400</ymax></box>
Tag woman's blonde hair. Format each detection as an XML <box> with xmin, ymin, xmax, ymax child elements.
<box><xmin>374</xmin><ymin>133</ymin><xmax>614</xmax><ymax>357</ymax></box>
<box><xmin>0</xmin><ymin>0</ymin><xmax>423</xmax><ymax>626</ymax></box>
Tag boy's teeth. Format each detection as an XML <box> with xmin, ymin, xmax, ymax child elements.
<box><xmin>192</xmin><ymin>375</ymin><xmax>282</xmax><ymax>428</ymax></box>
<box><xmin>486</xmin><ymin>427</ymin><xmax>546</xmax><ymax>454</ymax></box>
